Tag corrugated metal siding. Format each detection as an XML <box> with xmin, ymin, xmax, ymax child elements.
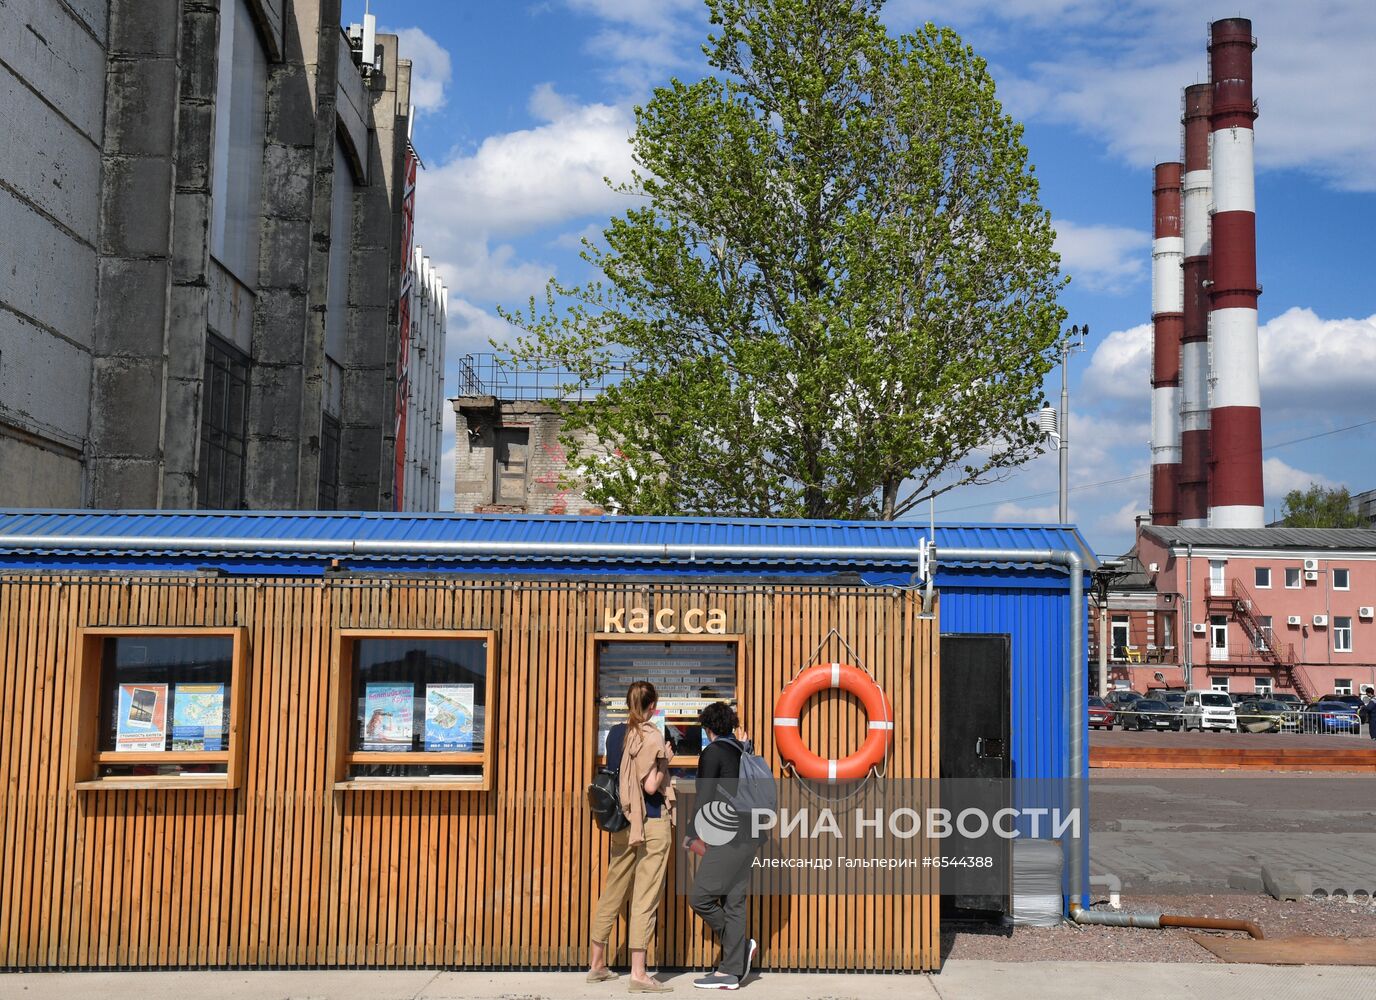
<box><xmin>940</xmin><ymin>587</ymin><xmax>1078</xmax><ymax>780</ymax></box>
<box><xmin>0</xmin><ymin>511</ymin><xmax>1092</xmax><ymax>579</ymax></box>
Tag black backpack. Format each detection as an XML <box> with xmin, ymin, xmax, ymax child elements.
<box><xmin>587</xmin><ymin>726</ymin><xmax>630</xmax><ymax>833</ymax></box>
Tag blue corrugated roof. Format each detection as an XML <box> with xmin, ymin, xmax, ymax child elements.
<box><xmin>0</xmin><ymin>509</ymin><xmax>1093</xmax><ymax>582</ymax></box>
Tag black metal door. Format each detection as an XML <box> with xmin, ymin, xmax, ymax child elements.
<box><xmin>939</xmin><ymin>634</ymin><xmax>1012</xmax><ymax>916</ymax></box>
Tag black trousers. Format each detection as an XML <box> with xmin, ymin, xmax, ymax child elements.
<box><xmin>689</xmin><ymin>838</ymin><xmax>758</xmax><ymax>976</ymax></box>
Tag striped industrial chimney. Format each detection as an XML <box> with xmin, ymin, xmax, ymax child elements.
<box><xmin>1177</xmin><ymin>84</ymin><xmax>1213</xmax><ymax>528</ymax></box>
<box><xmin>1207</xmin><ymin>18</ymin><xmax>1264</xmax><ymax>528</ymax></box>
<box><xmin>1150</xmin><ymin>162</ymin><xmax>1184</xmax><ymax>525</ymax></box>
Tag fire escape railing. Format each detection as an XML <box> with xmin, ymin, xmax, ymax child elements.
<box><xmin>1226</xmin><ymin>578</ymin><xmax>1312</xmax><ymax>703</ymax></box>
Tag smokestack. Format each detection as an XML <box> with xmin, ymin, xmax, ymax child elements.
<box><xmin>1207</xmin><ymin>18</ymin><xmax>1264</xmax><ymax>528</ymax></box>
<box><xmin>1177</xmin><ymin>84</ymin><xmax>1212</xmax><ymax>528</ymax></box>
<box><xmin>1150</xmin><ymin>162</ymin><xmax>1184</xmax><ymax>525</ymax></box>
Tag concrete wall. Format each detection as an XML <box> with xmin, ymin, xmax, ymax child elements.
<box><xmin>1</xmin><ymin>0</ymin><xmax>420</xmax><ymax>511</ymax></box>
<box><xmin>0</xmin><ymin>0</ymin><xmax>110</xmax><ymax>506</ymax></box>
<box><xmin>451</xmin><ymin>399</ymin><xmax>605</xmax><ymax>515</ymax></box>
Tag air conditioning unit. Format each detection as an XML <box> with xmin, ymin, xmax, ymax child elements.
<box><xmin>1304</xmin><ymin>571</ymin><xmax>1319</xmax><ymax>582</ymax></box>
<box><xmin>1359</xmin><ymin>607</ymin><xmax>1375</xmax><ymax>619</ymax></box>
<box><xmin>1287</xmin><ymin>615</ymin><xmax>1302</xmax><ymax>626</ymax></box>
<box><xmin>1193</xmin><ymin>623</ymin><xmax>1207</xmax><ymax>635</ymax></box>
<box><xmin>1303</xmin><ymin>558</ymin><xmax>1319</xmax><ymax>571</ymax></box>
<box><xmin>1312</xmin><ymin>614</ymin><xmax>1329</xmax><ymax>627</ymax></box>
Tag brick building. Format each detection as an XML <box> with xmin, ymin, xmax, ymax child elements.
<box><xmin>0</xmin><ymin>0</ymin><xmax>440</xmax><ymax>510</ymax></box>
<box><xmin>1094</xmin><ymin>526</ymin><xmax>1376</xmax><ymax>702</ymax></box>
<box><xmin>450</xmin><ymin>355</ymin><xmax>620</xmax><ymax>516</ymax></box>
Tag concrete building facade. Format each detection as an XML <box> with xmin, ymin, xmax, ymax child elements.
<box><xmin>0</xmin><ymin>0</ymin><xmax>435</xmax><ymax>511</ymax></box>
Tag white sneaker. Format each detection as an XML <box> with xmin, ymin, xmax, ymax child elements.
<box><xmin>743</xmin><ymin>938</ymin><xmax>757</xmax><ymax>980</ymax></box>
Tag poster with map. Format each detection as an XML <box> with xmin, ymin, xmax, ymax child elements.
<box><xmin>423</xmin><ymin>684</ymin><xmax>475</xmax><ymax>751</ymax></box>
<box><xmin>171</xmin><ymin>683</ymin><xmax>227</xmax><ymax>751</ymax></box>
<box><xmin>362</xmin><ymin>683</ymin><xmax>414</xmax><ymax>751</ymax></box>
<box><xmin>116</xmin><ymin>683</ymin><xmax>168</xmax><ymax>752</ymax></box>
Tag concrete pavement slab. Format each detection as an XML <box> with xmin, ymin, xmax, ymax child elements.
<box><xmin>0</xmin><ymin>963</ymin><xmax>1367</xmax><ymax>1000</ymax></box>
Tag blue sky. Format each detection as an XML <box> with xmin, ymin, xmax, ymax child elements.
<box><xmin>358</xmin><ymin>0</ymin><xmax>1376</xmax><ymax>554</ymax></box>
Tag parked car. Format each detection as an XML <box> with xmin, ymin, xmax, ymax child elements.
<box><xmin>1182</xmin><ymin>690</ymin><xmax>1238</xmax><ymax>732</ymax></box>
<box><xmin>1270</xmin><ymin>692</ymin><xmax>1304</xmax><ymax>711</ymax></box>
<box><xmin>1308</xmin><ymin>701</ymin><xmax>1362</xmax><ymax>734</ymax></box>
<box><xmin>1228</xmin><ymin>692</ymin><xmax>1251</xmax><ymax>704</ymax></box>
<box><xmin>1125</xmin><ymin>699</ymin><xmax>1181</xmax><ymax>731</ymax></box>
<box><xmin>1088</xmin><ymin>696</ymin><xmax>1116</xmax><ymax>730</ymax></box>
<box><xmin>1328</xmin><ymin>694</ymin><xmax>1364</xmax><ymax>709</ymax></box>
<box><xmin>1235</xmin><ymin>700</ymin><xmax>1293</xmax><ymax>734</ymax></box>
<box><xmin>1157</xmin><ymin>691</ymin><xmax>1186</xmax><ymax>714</ymax></box>
<box><xmin>1105</xmin><ymin>691</ymin><xmax>1145</xmax><ymax>712</ymax></box>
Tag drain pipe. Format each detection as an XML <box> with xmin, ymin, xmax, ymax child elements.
<box><xmin>0</xmin><ymin>535</ymin><xmax>937</xmax><ymax>566</ymax></box>
<box><xmin>1069</xmin><ymin>902</ymin><xmax>1264</xmax><ymax>939</ymax></box>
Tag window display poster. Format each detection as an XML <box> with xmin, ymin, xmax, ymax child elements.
<box><xmin>362</xmin><ymin>683</ymin><xmax>414</xmax><ymax>751</ymax></box>
<box><xmin>116</xmin><ymin>683</ymin><xmax>169</xmax><ymax>752</ymax></box>
<box><xmin>171</xmin><ymin>683</ymin><xmax>227</xmax><ymax>751</ymax></box>
<box><xmin>423</xmin><ymin>683</ymin><xmax>474</xmax><ymax>751</ymax></box>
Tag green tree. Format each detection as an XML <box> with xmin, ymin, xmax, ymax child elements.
<box><xmin>503</xmin><ymin>0</ymin><xmax>1066</xmax><ymax>519</ymax></box>
<box><xmin>1280</xmin><ymin>483</ymin><xmax>1362</xmax><ymax>528</ymax></box>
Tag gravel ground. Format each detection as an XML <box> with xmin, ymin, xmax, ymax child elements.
<box><xmin>942</xmin><ymin>893</ymin><xmax>1376</xmax><ymax>963</ymax></box>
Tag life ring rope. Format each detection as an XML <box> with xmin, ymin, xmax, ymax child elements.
<box><xmin>772</xmin><ymin>659</ymin><xmax>893</xmax><ymax>784</ymax></box>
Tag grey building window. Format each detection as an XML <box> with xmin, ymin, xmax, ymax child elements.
<box><xmin>210</xmin><ymin>0</ymin><xmax>267</xmax><ymax>285</ymax></box>
<box><xmin>199</xmin><ymin>335</ymin><xmax>249</xmax><ymax>509</ymax></box>
<box><xmin>318</xmin><ymin>413</ymin><xmax>341</xmax><ymax>510</ymax></box>
<box><xmin>495</xmin><ymin>428</ymin><xmax>529</xmax><ymax>504</ymax></box>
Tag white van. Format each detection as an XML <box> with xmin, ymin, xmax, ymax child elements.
<box><xmin>1182</xmin><ymin>690</ymin><xmax>1238</xmax><ymax>732</ymax></box>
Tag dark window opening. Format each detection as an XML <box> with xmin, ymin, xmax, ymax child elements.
<box><xmin>199</xmin><ymin>334</ymin><xmax>249</xmax><ymax>509</ymax></box>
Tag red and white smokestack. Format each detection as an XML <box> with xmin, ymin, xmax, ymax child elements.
<box><xmin>1177</xmin><ymin>84</ymin><xmax>1212</xmax><ymax>528</ymax></box>
<box><xmin>1150</xmin><ymin>162</ymin><xmax>1184</xmax><ymax>526</ymax></box>
<box><xmin>1207</xmin><ymin>18</ymin><xmax>1264</xmax><ymax>528</ymax></box>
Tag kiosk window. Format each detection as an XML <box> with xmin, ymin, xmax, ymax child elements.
<box><xmin>596</xmin><ymin>640</ymin><xmax>738</xmax><ymax>762</ymax></box>
<box><xmin>333</xmin><ymin>630</ymin><xmax>496</xmax><ymax>789</ymax></box>
<box><xmin>73</xmin><ymin>628</ymin><xmax>248</xmax><ymax>789</ymax></box>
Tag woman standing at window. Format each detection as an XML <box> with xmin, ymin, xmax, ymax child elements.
<box><xmin>587</xmin><ymin>681</ymin><xmax>675</xmax><ymax>992</ymax></box>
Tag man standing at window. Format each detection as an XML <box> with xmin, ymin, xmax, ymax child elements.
<box><xmin>686</xmin><ymin>702</ymin><xmax>761</xmax><ymax>990</ymax></box>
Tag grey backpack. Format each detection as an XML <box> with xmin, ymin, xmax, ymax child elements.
<box><xmin>720</xmin><ymin>738</ymin><xmax>778</xmax><ymax>820</ymax></box>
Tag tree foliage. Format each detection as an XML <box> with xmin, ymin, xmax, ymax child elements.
<box><xmin>1280</xmin><ymin>483</ymin><xmax>1362</xmax><ymax>528</ymax></box>
<box><xmin>502</xmin><ymin>0</ymin><xmax>1066</xmax><ymax>519</ymax></box>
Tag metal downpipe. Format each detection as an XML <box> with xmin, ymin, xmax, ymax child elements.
<box><xmin>1070</xmin><ymin>903</ymin><xmax>1264</xmax><ymax>939</ymax></box>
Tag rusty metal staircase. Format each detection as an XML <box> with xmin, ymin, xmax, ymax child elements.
<box><xmin>1225</xmin><ymin>579</ymin><xmax>1312</xmax><ymax>703</ymax></box>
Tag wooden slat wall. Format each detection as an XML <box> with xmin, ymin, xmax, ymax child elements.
<box><xmin>0</xmin><ymin>574</ymin><xmax>938</xmax><ymax>971</ymax></box>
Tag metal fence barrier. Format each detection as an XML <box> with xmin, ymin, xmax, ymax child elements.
<box><xmin>1101</xmin><ymin>706</ymin><xmax>1372</xmax><ymax>736</ymax></box>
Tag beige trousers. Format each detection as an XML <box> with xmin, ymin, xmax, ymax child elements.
<box><xmin>590</xmin><ymin>817</ymin><xmax>672</xmax><ymax>951</ymax></box>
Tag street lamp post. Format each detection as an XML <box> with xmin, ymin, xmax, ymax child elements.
<box><xmin>1057</xmin><ymin>324</ymin><xmax>1088</xmax><ymax>524</ymax></box>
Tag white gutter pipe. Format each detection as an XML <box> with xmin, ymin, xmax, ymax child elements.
<box><xmin>0</xmin><ymin>535</ymin><xmax>935</xmax><ymax>572</ymax></box>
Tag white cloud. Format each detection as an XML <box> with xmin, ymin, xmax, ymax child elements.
<box><xmin>553</xmin><ymin>222</ymin><xmax>606</xmax><ymax>251</ymax></box>
<box><xmin>563</xmin><ymin>0</ymin><xmax>706</xmax><ymax>91</ymax></box>
<box><xmin>447</xmin><ymin>297</ymin><xmax>523</xmax><ymax>358</ymax></box>
<box><xmin>887</xmin><ymin>0</ymin><xmax>1376</xmax><ymax>191</ymax></box>
<box><xmin>1054</xmin><ymin>220</ymin><xmax>1151</xmax><ymax>293</ymax></box>
<box><xmin>1081</xmin><ymin>323</ymin><xmax>1152</xmax><ymax>403</ymax></box>
<box><xmin>1258</xmin><ymin>307</ymin><xmax>1376</xmax><ymax>414</ymax></box>
<box><xmin>1262</xmin><ymin>456</ymin><xmax>1336</xmax><ymax>499</ymax></box>
<box><xmin>417</xmin><ymin>91</ymin><xmax>636</xmax><ymax>243</ymax></box>
<box><xmin>433</xmin><ymin>241</ymin><xmax>555</xmax><ymax>303</ymax></box>
<box><xmin>388</xmin><ymin>27</ymin><xmax>453</xmax><ymax>114</ymax></box>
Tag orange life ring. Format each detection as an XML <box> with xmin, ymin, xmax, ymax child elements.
<box><xmin>773</xmin><ymin>662</ymin><xmax>893</xmax><ymax>783</ymax></box>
